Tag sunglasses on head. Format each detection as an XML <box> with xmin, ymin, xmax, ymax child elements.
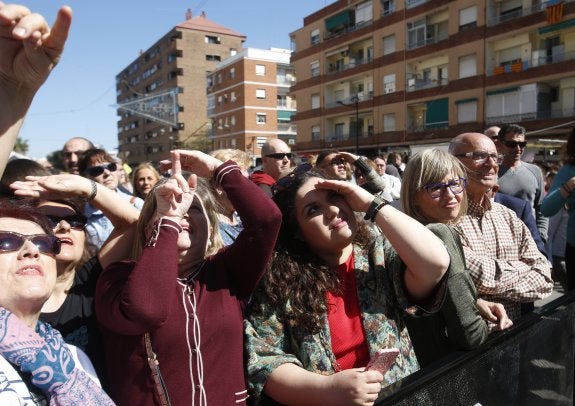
<box><xmin>0</xmin><ymin>231</ymin><xmax>61</xmax><ymax>255</ymax></box>
<box><xmin>46</xmin><ymin>214</ymin><xmax>87</xmax><ymax>230</ymax></box>
<box><xmin>502</xmin><ymin>140</ymin><xmax>527</xmax><ymax>149</ymax></box>
<box><xmin>266</xmin><ymin>152</ymin><xmax>293</xmax><ymax>160</ymax></box>
<box><xmin>86</xmin><ymin>162</ymin><xmax>117</xmax><ymax>177</ymax></box>
<box><xmin>272</xmin><ymin>163</ymin><xmax>313</xmax><ymax>195</ymax></box>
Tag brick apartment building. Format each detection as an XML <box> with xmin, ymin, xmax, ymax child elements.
<box><xmin>115</xmin><ymin>10</ymin><xmax>245</xmax><ymax>166</ymax></box>
<box><xmin>289</xmin><ymin>0</ymin><xmax>575</xmax><ymax>161</ymax></box>
<box><xmin>206</xmin><ymin>48</ymin><xmax>297</xmax><ymax>159</ymax></box>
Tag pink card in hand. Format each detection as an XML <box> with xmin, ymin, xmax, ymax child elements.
<box><xmin>365</xmin><ymin>348</ymin><xmax>399</xmax><ymax>374</ymax></box>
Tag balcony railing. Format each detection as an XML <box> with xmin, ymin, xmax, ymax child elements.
<box><xmin>489</xmin><ymin>49</ymin><xmax>575</xmax><ymax>75</ymax></box>
<box><xmin>277</xmin><ymin>123</ymin><xmax>297</xmax><ymax>133</ymax></box>
<box><xmin>407</xmin><ymin>31</ymin><xmax>449</xmax><ymax>50</ymax></box>
<box><xmin>487</xmin><ymin>2</ymin><xmax>546</xmax><ymax>26</ymax></box>
<box><xmin>406</xmin><ymin>0</ymin><xmax>429</xmax><ymax>9</ymax></box>
<box><xmin>326</xmin><ymin>57</ymin><xmax>373</xmax><ymax>75</ymax></box>
<box><xmin>324</xmin><ymin>19</ymin><xmax>373</xmax><ymax>41</ymax></box>
<box><xmin>406</xmin><ymin>76</ymin><xmax>448</xmax><ymax>92</ymax></box>
<box><xmin>486</xmin><ymin>107</ymin><xmax>575</xmax><ymax>124</ymax></box>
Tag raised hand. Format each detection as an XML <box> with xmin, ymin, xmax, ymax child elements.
<box><xmin>154</xmin><ymin>151</ymin><xmax>196</xmax><ymax>220</ymax></box>
<box><xmin>159</xmin><ymin>150</ymin><xmax>223</xmax><ymax>179</ymax></box>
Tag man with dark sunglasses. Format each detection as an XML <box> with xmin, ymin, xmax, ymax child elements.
<box><xmin>249</xmin><ymin>138</ymin><xmax>293</xmax><ymax>197</ymax></box>
<box><xmin>496</xmin><ymin>124</ymin><xmax>548</xmax><ymax>244</ymax></box>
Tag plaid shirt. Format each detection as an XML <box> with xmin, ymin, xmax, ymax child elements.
<box><xmin>455</xmin><ymin>197</ymin><xmax>553</xmax><ymax>321</ymax></box>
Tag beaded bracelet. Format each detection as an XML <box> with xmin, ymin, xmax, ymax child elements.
<box><xmin>363</xmin><ymin>195</ymin><xmax>391</xmax><ymax>222</ymax></box>
<box><xmin>87</xmin><ymin>180</ymin><xmax>98</xmax><ymax>201</ymax></box>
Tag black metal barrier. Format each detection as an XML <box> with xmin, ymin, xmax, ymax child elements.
<box><xmin>377</xmin><ymin>291</ymin><xmax>575</xmax><ymax>405</ymax></box>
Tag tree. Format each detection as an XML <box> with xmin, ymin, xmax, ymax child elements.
<box><xmin>46</xmin><ymin>150</ymin><xmax>65</xmax><ymax>171</ymax></box>
<box><xmin>14</xmin><ymin>137</ymin><xmax>29</xmax><ymax>155</ymax></box>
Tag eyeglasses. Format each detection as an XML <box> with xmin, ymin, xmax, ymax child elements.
<box><xmin>46</xmin><ymin>214</ymin><xmax>87</xmax><ymax>230</ymax></box>
<box><xmin>502</xmin><ymin>140</ymin><xmax>527</xmax><ymax>149</ymax></box>
<box><xmin>0</xmin><ymin>231</ymin><xmax>61</xmax><ymax>255</ymax></box>
<box><xmin>454</xmin><ymin>151</ymin><xmax>504</xmax><ymax>165</ymax></box>
<box><xmin>85</xmin><ymin>162</ymin><xmax>117</xmax><ymax>177</ymax></box>
<box><xmin>330</xmin><ymin>158</ymin><xmax>346</xmax><ymax>166</ymax></box>
<box><xmin>422</xmin><ymin>178</ymin><xmax>467</xmax><ymax>199</ymax></box>
<box><xmin>271</xmin><ymin>163</ymin><xmax>313</xmax><ymax>195</ymax></box>
<box><xmin>266</xmin><ymin>152</ymin><xmax>293</xmax><ymax>160</ymax></box>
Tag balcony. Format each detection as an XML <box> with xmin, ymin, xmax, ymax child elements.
<box><xmin>406</xmin><ymin>75</ymin><xmax>448</xmax><ymax>92</ymax></box>
<box><xmin>277</xmin><ymin>123</ymin><xmax>297</xmax><ymax>134</ymax></box>
<box><xmin>487</xmin><ymin>2</ymin><xmax>544</xmax><ymax>26</ymax></box>
<box><xmin>406</xmin><ymin>0</ymin><xmax>429</xmax><ymax>9</ymax></box>
<box><xmin>326</xmin><ymin>56</ymin><xmax>373</xmax><ymax>75</ymax></box>
<box><xmin>486</xmin><ymin>106</ymin><xmax>575</xmax><ymax>124</ymax></box>
<box><xmin>407</xmin><ymin>30</ymin><xmax>449</xmax><ymax>50</ymax></box>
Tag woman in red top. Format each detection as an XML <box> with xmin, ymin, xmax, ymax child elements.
<box><xmin>96</xmin><ymin>150</ymin><xmax>281</xmax><ymax>405</ymax></box>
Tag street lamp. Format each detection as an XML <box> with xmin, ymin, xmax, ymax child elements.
<box><xmin>337</xmin><ymin>95</ymin><xmax>360</xmax><ymax>155</ymax></box>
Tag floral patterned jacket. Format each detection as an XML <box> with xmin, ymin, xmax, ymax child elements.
<box><xmin>244</xmin><ymin>234</ymin><xmax>439</xmax><ymax>401</ymax></box>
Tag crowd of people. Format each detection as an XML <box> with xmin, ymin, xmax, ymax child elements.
<box><xmin>0</xmin><ymin>3</ymin><xmax>573</xmax><ymax>405</ymax></box>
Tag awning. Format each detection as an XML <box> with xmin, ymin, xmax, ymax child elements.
<box><xmin>425</xmin><ymin>98</ymin><xmax>448</xmax><ymax>129</ymax></box>
<box><xmin>325</xmin><ymin>10</ymin><xmax>352</xmax><ymax>31</ymax></box>
<box><xmin>277</xmin><ymin>110</ymin><xmax>294</xmax><ymax>121</ymax></box>
<box><xmin>539</xmin><ymin>18</ymin><xmax>575</xmax><ymax>34</ymax></box>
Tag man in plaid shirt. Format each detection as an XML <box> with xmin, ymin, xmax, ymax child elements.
<box><xmin>449</xmin><ymin>132</ymin><xmax>553</xmax><ymax>322</ymax></box>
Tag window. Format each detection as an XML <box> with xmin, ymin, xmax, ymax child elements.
<box><xmin>230</xmin><ymin>48</ymin><xmax>237</xmax><ymax>56</ymax></box>
<box><xmin>206</xmin><ymin>55</ymin><xmax>221</xmax><ymax>62</ymax></box>
<box><xmin>355</xmin><ymin>1</ymin><xmax>373</xmax><ymax>25</ymax></box>
<box><xmin>459</xmin><ymin>6</ymin><xmax>477</xmax><ymax>30</ymax></box>
<box><xmin>229</xmin><ymin>67</ymin><xmax>235</xmax><ymax>79</ymax></box>
<box><xmin>256</xmin><ymin>113</ymin><xmax>267</xmax><ymax>124</ymax></box>
<box><xmin>217</xmin><ymin>96</ymin><xmax>222</xmax><ymax>105</ymax></box>
<box><xmin>255</xmin><ymin>64</ymin><xmax>266</xmax><ymax>75</ymax></box>
<box><xmin>230</xmin><ymin>91</ymin><xmax>236</xmax><ymax>102</ymax></box>
<box><xmin>407</xmin><ymin>19</ymin><xmax>425</xmax><ymax>49</ymax></box>
<box><xmin>311</xmin><ymin>94</ymin><xmax>320</xmax><ymax>109</ymax></box>
<box><xmin>205</xmin><ymin>35</ymin><xmax>221</xmax><ymax>44</ymax></box>
<box><xmin>383</xmin><ymin>113</ymin><xmax>396</xmax><ymax>131</ymax></box>
<box><xmin>256</xmin><ymin>89</ymin><xmax>266</xmax><ymax>99</ymax></box>
<box><xmin>310</xmin><ymin>60</ymin><xmax>320</xmax><ymax>77</ymax></box>
<box><xmin>457</xmin><ymin>100</ymin><xmax>477</xmax><ymax>123</ymax></box>
<box><xmin>383</xmin><ymin>74</ymin><xmax>396</xmax><ymax>93</ymax></box>
<box><xmin>459</xmin><ymin>54</ymin><xmax>477</xmax><ymax>78</ymax></box>
<box><xmin>381</xmin><ymin>0</ymin><xmax>395</xmax><ymax>15</ymax></box>
<box><xmin>311</xmin><ymin>28</ymin><xmax>320</xmax><ymax>45</ymax></box>
<box><xmin>312</xmin><ymin>125</ymin><xmax>320</xmax><ymax>140</ymax></box>
<box><xmin>383</xmin><ymin>35</ymin><xmax>395</xmax><ymax>55</ymax></box>
<box><xmin>230</xmin><ymin>115</ymin><xmax>236</xmax><ymax>126</ymax></box>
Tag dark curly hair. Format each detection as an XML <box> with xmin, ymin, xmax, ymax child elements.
<box><xmin>254</xmin><ymin>168</ymin><xmax>373</xmax><ymax>333</ymax></box>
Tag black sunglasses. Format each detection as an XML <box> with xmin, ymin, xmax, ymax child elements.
<box><xmin>330</xmin><ymin>158</ymin><xmax>346</xmax><ymax>166</ymax></box>
<box><xmin>502</xmin><ymin>140</ymin><xmax>527</xmax><ymax>149</ymax></box>
<box><xmin>46</xmin><ymin>214</ymin><xmax>87</xmax><ymax>230</ymax></box>
<box><xmin>266</xmin><ymin>152</ymin><xmax>293</xmax><ymax>160</ymax></box>
<box><xmin>272</xmin><ymin>163</ymin><xmax>313</xmax><ymax>195</ymax></box>
<box><xmin>86</xmin><ymin>162</ymin><xmax>117</xmax><ymax>177</ymax></box>
<box><xmin>0</xmin><ymin>231</ymin><xmax>61</xmax><ymax>255</ymax></box>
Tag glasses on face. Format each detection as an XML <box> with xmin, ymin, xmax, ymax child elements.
<box><xmin>46</xmin><ymin>214</ymin><xmax>87</xmax><ymax>231</ymax></box>
<box><xmin>422</xmin><ymin>178</ymin><xmax>467</xmax><ymax>199</ymax></box>
<box><xmin>0</xmin><ymin>231</ymin><xmax>61</xmax><ymax>255</ymax></box>
<box><xmin>266</xmin><ymin>152</ymin><xmax>293</xmax><ymax>160</ymax></box>
<box><xmin>86</xmin><ymin>162</ymin><xmax>117</xmax><ymax>177</ymax></box>
<box><xmin>271</xmin><ymin>163</ymin><xmax>313</xmax><ymax>195</ymax></box>
<box><xmin>502</xmin><ymin>140</ymin><xmax>527</xmax><ymax>149</ymax></box>
<box><xmin>330</xmin><ymin>158</ymin><xmax>346</xmax><ymax>166</ymax></box>
<box><xmin>455</xmin><ymin>151</ymin><xmax>504</xmax><ymax>165</ymax></box>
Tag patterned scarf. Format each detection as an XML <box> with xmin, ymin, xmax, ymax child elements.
<box><xmin>0</xmin><ymin>306</ymin><xmax>114</xmax><ymax>405</ymax></box>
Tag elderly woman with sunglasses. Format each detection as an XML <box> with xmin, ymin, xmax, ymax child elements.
<box><xmin>399</xmin><ymin>149</ymin><xmax>512</xmax><ymax>367</ymax></box>
<box><xmin>78</xmin><ymin>148</ymin><xmax>144</xmax><ymax>253</ymax></box>
<box><xmin>0</xmin><ymin>199</ymin><xmax>114</xmax><ymax>404</ymax></box>
<box><xmin>244</xmin><ymin>163</ymin><xmax>452</xmax><ymax>406</ymax></box>
<box><xmin>10</xmin><ymin>171</ymin><xmax>141</xmax><ymax>381</ymax></box>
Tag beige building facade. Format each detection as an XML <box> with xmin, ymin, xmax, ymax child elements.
<box><xmin>207</xmin><ymin>48</ymin><xmax>297</xmax><ymax>159</ymax></box>
<box><xmin>290</xmin><ymin>0</ymin><xmax>575</xmax><ymax>159</ymax></box>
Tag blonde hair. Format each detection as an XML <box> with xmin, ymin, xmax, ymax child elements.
<box><xmin>131</xmin><ymin>162</ymin><xmax>162</xmax><ymax>199</ymax></box>
<box><xmin>209</xmin><ymin>149</ymin><xmax>251</xmax><ymax>171</ymax></box>
<box><xmin>133</xmin><ymin>177</ymin><xmax>224</xmax><ymax>259</ymax></box>
<box><xmin>400</xmin><ymin>149</ymin><xmax>468</xmax><ymax>225</ymax></box>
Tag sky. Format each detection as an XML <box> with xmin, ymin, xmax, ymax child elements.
<box><xmin>18</xmin><ymin>0</ymin><xmax>332</xmax><ymax>159</ymax></box>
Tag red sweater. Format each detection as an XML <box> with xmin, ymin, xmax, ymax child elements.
<box><xmin>95</xmin><ymin>162</ymin><xmax>281</xmax><ymax>405</ymax></box>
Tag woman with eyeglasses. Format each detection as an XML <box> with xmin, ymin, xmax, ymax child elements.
<box><xmin>0</xmin><ymin>199</ymin><xmax>113</xmax><ymax>404</ymax></box>
<box><xmin>79</xmin><ymin>148</ymin><xmax>144</xmax><ymax>253</ymax></box>
<box><xmin>10</xmin><ymin>171</ymin><xmax>142</xmax><ymax>384</ymax></box>
<box><xmin>400</xmin><ymin>149</ymin><xmax>512</xmax><ymax>367</ymax></box>
<box><xmin>95</xmin><ymin>150</ymin><xmax>281</xmax><ymax>405</ymax></box>
<box><xmin>244</xmin><ymin>163</ymin><xmax>452</xmax><ymax>405</ymax></box>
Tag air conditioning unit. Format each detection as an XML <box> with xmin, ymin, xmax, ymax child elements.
<box><xmin>407</xmin><ymin>79</ymin><xmax>416</xmax><ymax>87</ymax></box>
